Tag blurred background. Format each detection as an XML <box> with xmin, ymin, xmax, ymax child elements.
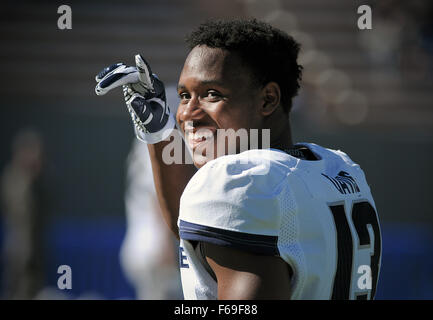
<box><xmin>0</xmin><ymin>0</ymin><xmax>432</xmax><ymax>299</ymax></box>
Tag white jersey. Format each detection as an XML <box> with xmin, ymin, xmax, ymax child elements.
<box><xmin>177</xmin><ymin>143</ymin><xmax>382</xmax><ymax>300</ymax></box>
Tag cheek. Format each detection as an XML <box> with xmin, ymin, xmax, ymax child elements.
<box><xmin>216</xmin><ymin>104</ymin><xmax>259</xmax><ymax>130</ymax></box>
<box><xmin>203</xmin><ymin>101</ymin><xmax>243</xmax><ymax>127</ymax></box>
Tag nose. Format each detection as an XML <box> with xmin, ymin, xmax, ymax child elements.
<box><xmin>178</xmin><ymin>96</ymin><xmax>204</xmax><ymax>124</ymax></box>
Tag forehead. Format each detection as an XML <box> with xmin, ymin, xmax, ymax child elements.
<box><xmin>179</xmin><ymin>45</ymin><xmax>252</xmax><ymax>85</ymax></box>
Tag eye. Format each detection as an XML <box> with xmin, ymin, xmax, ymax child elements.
<box><xmin>179</xmin><ymin>92</ymin><xmax>191</xmax><ymax>101</ymax></box>
<box><xmin>206</xmin><ymin>90</ymin><xmax>222</xmax><ymax>100</ymax></box>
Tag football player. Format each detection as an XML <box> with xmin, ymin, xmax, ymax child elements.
<box><xmin>95</xmin><ymin>19</ymin><xmax>382</xmax><ymax>300</ymax></box>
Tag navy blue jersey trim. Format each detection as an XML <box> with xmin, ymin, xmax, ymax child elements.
<box><xmin>179</xmin><ymin>220</ymin><xmax>279</xmax><ymax>256</ymax></box>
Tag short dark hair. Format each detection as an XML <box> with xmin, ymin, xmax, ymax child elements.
<box><xmin>185</xmin><ymin>19</ymin><xmax>303</xmax><ymax>113</ymax></box>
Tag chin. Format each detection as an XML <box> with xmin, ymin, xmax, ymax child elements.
<box><xmin>193</xmin><ymin>155</ymin><xmax>216</xmax><ymax>169</ymax></box>
<box><xmin>191</xmin><ymin>140</ymin><xmax>223</xmax><ymax>168</ymax></box>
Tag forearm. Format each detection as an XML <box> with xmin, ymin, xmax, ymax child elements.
<box><xmin>94</xmin><ymin>56</ymin><xmax>192</xmax><ymax>236</ymax></box>
<box><xmin>147</xmin><ymin>130</ymin><xmax>196</xmax><ymax>238</ymax></box>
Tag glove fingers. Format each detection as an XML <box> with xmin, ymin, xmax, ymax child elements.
<box><xmin>95</xmin><ymin>63</ymin><xmax>124</xmax><ymax>82</ymax></box>
<box><xmin>128</xmin><ymin>95</ymin><xmax>169</xmax><ymax>133</ymax></box>
<box><xmin>129</xmin><ymin>94</ymin><xmax>152</xmax><ymax>122</ymax></box>
<box><xmin>123</xmin><ymin>84</ymin><xmax>141</xmax><ymax>102</ymax></box>
<box><xmin>95</xmin><ymin>65</ymin><xmax>139</xmax><ymax>96</ymax></box>
<box><xmin>135</xmin><ymin>54</ymin><xmax>154</xmax><ymax>91</ymax></box>
<box><xmin>122</xmin><ymin>85</ymin><xmax>132</xmax><ymax>102</ymax></box>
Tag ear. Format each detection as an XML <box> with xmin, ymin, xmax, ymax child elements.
<box><xmin>260</xmin><ymin>82</ymin><xmax>281</xmax><ymax>116</ymax></box>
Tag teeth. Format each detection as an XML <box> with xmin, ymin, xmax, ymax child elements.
<box><xmin>193</xmin><ymin>130</ymin><xmax>214</xmax><ymax>140</ymax></box>
<box><xmin>187</xmin><ymin>129</ymin><xmax>214</xmax><ymax>141</ymax></box>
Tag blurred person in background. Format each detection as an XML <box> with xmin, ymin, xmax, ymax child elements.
<box><xmin>120</xmin><ymin>138</ymin><xmax>182</xmax><ymax>299</ymax></box>
<box><xmin>1</xmin><ymin>129</ymin><xmax>48</xmax><ymax>299</ymax></box>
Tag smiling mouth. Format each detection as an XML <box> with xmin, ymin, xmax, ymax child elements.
<box><xmin>186</xmin><ymin>127</ymin><xmax>216</xmax><ymax>151</ymax></box>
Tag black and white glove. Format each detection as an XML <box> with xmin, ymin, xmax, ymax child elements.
<box><xmin>95</xmin><ymin>54</ymin><xmax>176</xmax><ymax>144</ymax></box>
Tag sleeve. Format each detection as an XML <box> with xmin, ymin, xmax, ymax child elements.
<box><xmin>178</xmin><ymin>151</ymin><xmax>290</xmax><ymax>256</ymax></box>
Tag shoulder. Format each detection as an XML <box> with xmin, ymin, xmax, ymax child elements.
<box><xmin>184</xmin><ymin>149</ymin><xmax>296</xmax><ymax>195</ymax></box>
<box><xmin>297</xmin><ymin>142</ymin><xmax>371</xmax><ymax>195</ymax></box>
<box><xmin>299</xmin><ymin>142</ymin><xmax>359</xmax><ymax>167</ymax></box>
<box><xmin>181</xmin><ymin>149</ymin><xmax>296</xmax><ymax>207</ymax></box>
<box><xmin>178</xmin><ymin>149</ymin><xmax>296</xmax><ymax>255</ymax></box>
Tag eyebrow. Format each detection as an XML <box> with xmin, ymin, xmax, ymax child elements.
<box><xmin>177</xmin><ymin>80</ymin><xmax>226</xmax><ymax>91</ymax></box>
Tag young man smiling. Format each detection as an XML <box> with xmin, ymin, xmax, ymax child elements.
<box><xmin>95</xmin><ymin>19</ymin><xmax>382</xmax><ymax>300</ymax></box>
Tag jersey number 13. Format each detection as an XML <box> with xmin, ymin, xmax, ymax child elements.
<box><xmin>329</xmin><ymin>201</ymin><xmax>381</xmax><ymax>300</ymax></box>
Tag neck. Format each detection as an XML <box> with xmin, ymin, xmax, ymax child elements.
<box><xmin>268</xmin><ymin>109</ymin><xmax>293</xmax><ymax>150</ymax></box>
<box><xmin>270</xmin><ymin>123</ymin><xmax>293</xmax><ymax>150</ymax></box>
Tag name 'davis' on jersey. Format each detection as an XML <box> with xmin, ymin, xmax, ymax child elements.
<box><xmin>321</xmin><ymin>171</ymin><xmax>360</xmax><ymax>194</ymax></box>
